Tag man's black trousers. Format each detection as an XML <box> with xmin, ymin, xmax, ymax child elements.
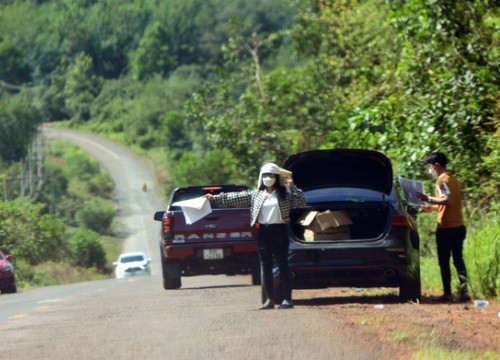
<box><xmin>436</xmin><ymin>225</ymin><xmax>468</xmax><ymax>295</ymax></box>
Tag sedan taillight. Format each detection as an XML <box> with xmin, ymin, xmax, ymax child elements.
<box><xmin>392</xmin><ymin>215</ymin><xmax>410</xmax><ymax>227</ymax></box>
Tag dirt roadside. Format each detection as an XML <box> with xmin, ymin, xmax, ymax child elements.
<box><xmin>294</xmin><ymin>287</ymin><xmax>500</xmax><ymax>356</ymax></box>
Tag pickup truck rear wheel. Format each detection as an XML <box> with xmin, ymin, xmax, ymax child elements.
<box><xmin>160</xmin><ymin>250</ymin><xmax>182</xmax><ymax>290</ymax></box>
<box><xmin>399</xmin><ymin>277</ymin><xmax>421</xmax><ymax>302</ymax></box>
<box><xmin>163</xmin><ymin>276</ymin><xmax>181</xmax><ymax>290</ymax></box>
<box><xmin>251</xmin><ymin>262</ymin><xmax>261</xmax><ymax>285</ymax></box>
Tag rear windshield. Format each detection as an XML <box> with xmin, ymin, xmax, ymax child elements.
<box><xmin>305</xmin><ymin>187</ymin><xmax>396</xmax><ymax>205</ymax></box>
<box><xmin>120</xmin><ymin>254</ymin><xmax>145</xmax><ymax>263</ymax></box>
<box><xmin>169</xmin><ymin>187</ymin><xmax>250</xmax><ymax>211</ymax></box>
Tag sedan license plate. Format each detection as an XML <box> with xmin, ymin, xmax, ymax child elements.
<box><xmin>203</xmin><ymin>249</ymin><xmax>223</xmax><ymax>260</ymax></box>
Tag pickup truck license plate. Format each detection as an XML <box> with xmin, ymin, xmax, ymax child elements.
<box><xmin>203</xmin><ymin>249</ymin><xmax>223</xmax><ymax>260</ymax></box>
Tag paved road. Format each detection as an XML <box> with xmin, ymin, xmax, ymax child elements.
<box><xmin>42</xmin><ymin>127</ymin><xmax>164</xmax><ymax>274</ymax></box>
<box><xmin>0</xmin><ymin>129</ymin><xmax>401</xmax><ymax>359</ymax></box>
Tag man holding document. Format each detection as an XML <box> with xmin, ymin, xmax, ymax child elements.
<box><xmin>415</xmin><ymin>152</ymin><xmax>471</xmax><ymax>303</ymax></box>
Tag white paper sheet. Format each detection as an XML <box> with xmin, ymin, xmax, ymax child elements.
<box><xmin>171</xmin><ymin>197</ymin><xmax>213</xmax><ymax>225</ymax></box>
<box><xmin>398</xmin><ymin>176</ymin><xmax>426</xmax><ymax>205</ymax></box>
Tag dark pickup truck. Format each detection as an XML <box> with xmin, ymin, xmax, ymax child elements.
<box><xmin>154</xmin><ymin>185</ymin><xmax>260</xmax><ymax>289</ymax></box>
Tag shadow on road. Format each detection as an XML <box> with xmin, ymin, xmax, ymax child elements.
<box><xmin>295</xmin><ymin>294</ymin><xmax>450</xmax><ymax>306</ymax></box>
<box><xmin>181</xmin><ymin>284</ymin><xmax>253</xmax><ymax>291</ymax></box>
<box><xmin>294</xmin><ymin>294</ymin><xmax>401</xmax><ymax>306</ymax></box>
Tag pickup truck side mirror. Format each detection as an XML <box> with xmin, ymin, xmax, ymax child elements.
<box><xmin>5</xmin><ymin>254</ymin><xmax>14</xmax><ymax>260</ymax></box>
<box><xmin>112</xmin><ymin>262</ymin><xmax>118</xmax><ymax>266</ymax></box>
<box><xmin>154</xmin><ymin>211</ymin><xmax>165</xmax><ymax>221</ymax></box>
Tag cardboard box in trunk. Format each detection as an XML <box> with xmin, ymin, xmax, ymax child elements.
<box><xmin>298</xmin><ymin>210</ymin><xmax>353</xmax><ymax>241</ymax></box>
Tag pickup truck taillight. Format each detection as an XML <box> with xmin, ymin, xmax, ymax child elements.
<box><xmin>392</xmin><ymin>215</ymin><xmax>410</xmax><ymax>227</ymax></box>
<box><xmin>163</xmin><ymin>213</ymin><xmax>173</xmax><ymax>240</ymax></box>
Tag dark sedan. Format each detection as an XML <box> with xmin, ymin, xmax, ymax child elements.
<box><xmin>267</xmin><ymin>149</ymin><xmax>420</xmax><ymax>303</ymax></box>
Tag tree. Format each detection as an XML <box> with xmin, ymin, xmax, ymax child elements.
<box><xmin>129</xmin><ymin>22</ymin><xmax>176</xmax><ymax>80</ymax></box>
<box><xmin>0</xmin><ymin>91</ymin><xmax>41</xmax><ymax>162</ymax></box>
<box><xmin>75</xmin><ymin>198</ymin><xmax>115</xmax><ymax>234</ymax></box>
<box><xmin>0</xmin><ymin>198</ymin><xmax>68</xmax><ymax>265</ymax></box>
<box><xmin>69</xmin><ymin>229</ymin><xmax>106</xmax><ymax>270</ymax></box>
<box><xmin>0</xmin><ymin>38</ymin><xmax>30</xmax><ymax>84</ymax></box>
<box><xmin>64</xmin><ymin>52</ymin><xmax>102</xmax><ymax>122</ymax></box>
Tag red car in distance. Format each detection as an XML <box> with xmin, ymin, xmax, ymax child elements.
<box><xmin>0</xmin><ymin>250</ymin><xmax>17</xmax><ymax>293</ymax></box>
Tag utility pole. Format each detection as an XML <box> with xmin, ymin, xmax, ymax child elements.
<box><xmin>2</xmin><ymin>129</ymin><xmax>45</xmax><ymax>202</ymax></box>
<box><xmin>20</xmin><ymin>158</ymin><xmax>25</xmax><ymax>197</ymax></box>
<box><xmin>38</xmin><ymin>130</ymin><xmax>43</xmax><ymax>189</ymax></box>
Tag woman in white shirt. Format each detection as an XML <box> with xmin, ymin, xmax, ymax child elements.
<box><xmin>204</xmin><ymin>163</ymin><xmax>307</xmax><ymax>309</ymax></box>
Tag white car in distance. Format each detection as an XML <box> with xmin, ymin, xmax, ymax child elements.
<box><xmin>113</xmin><ymin>252</ymin><xmax>152</xmax><ymax>279</ymax></box>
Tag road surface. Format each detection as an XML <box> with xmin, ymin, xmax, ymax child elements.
<box><xmin>0</xmin><ymin>129</ymin><xmax>402</xmax><ymax>359</ymax></box>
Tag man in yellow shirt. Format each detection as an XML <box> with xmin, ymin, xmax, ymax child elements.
<box><xmin>417</xmin><ymin>152</ymin><xmax>471</xmax><ymax>302</ymax></box>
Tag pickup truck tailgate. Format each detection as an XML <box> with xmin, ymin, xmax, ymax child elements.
<box><xmin>170</xmin><ymin>209</ymin><xmax>253</xmax><ymax>244</ymax></box>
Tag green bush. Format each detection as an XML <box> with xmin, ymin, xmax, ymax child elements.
<box><xmin>465</xmin><ymin>217</ymin><xmax>500</xmax><ymax>298</ymax></box>
<box><xmin>63</xmin><ymin>149</ymin><xmax>100</xmax><ymax>181</ymax></box>
<box><xmin>420</xmin><ymin>256</ymin><xmax>443</xmax><ymax>294</ymax></box>
<box><xmin>0</xmin><ymin>198</ymin><xmax>68</xmax><ymax>265</ymax></box>
<box><xmin>75</xmin><ymin>198</ymin><xmax>115</xmax><ymax>234</ymax></box>
<box><xmin>69</xmin><ymin>229</ymin><xmax>107</xmax><ymax>270</ymax></box>
<box><xmin>88</xmin><ymin>172</ymin><xmax>114</xmax><ymax>198</ymax></box>
<box><xmin>420</xmin><ymin>212</ymin><xmax>500</xmax><ymax>299</ymax></box>
<box><xmin>31</xmin><ymin>262</ymin><xmax>109</xmax><ymax>287</ymax></box>
<box><xmin>11</xmin><ymin>259</ymin><xmax>36</xmax><ymax>288</ymax></box>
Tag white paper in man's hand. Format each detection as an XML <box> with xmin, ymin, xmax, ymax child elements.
<box><xmin>171</xmin><ymin>197</ymin><xmax>212</xmax><ymax>225</ymax></box>
<box><xmin>398</xmin><ymin>176</ymin><xmax>426</xmax><ymax>205</ymax></box>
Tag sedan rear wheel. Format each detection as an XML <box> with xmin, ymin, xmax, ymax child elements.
<box><xmin>399</xmin><ymin>277</ymin><xmax>421</xmax><ymax>302</ymax></box>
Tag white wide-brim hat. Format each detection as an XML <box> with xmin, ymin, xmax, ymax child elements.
<box><xmin>257</xmin><ymin>163</ymin><xmax>292</xmax><ymax>187</ymax></box>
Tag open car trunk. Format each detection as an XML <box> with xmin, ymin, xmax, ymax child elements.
<box><xmin>290</xmin><ymin>204</ymin><xmax>392</xmax><ymax>242</ymax></box>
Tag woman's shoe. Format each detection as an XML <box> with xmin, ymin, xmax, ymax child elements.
<box><xmin>279</xmin><ymin>299</ymin><xmax>294</xmax><ymax>309</ymax></box>
<box><xmin>258</xmin><ymin>299</ymin><xmax>275</xmax><ymax>310</ymax></box>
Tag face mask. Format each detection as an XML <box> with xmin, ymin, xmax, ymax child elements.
<box><xmin>262</xmin><ymin>176</ymin><xmax>276</xmax><ymax>187</ymax></box>
<box><xmin>428</xmin><ymin>167</ymin><xmax>437</xmax><ymax>177</ymax></box>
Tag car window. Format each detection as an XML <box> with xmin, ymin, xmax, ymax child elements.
<box><xmin>305</xmin><ymin>187</ymin><xmax>397</xmax><ymax>205</ymax></box>
<box><xmin>0</xmin><ymin>252</ymin><xmax>3</xmax><ymax>260</ymax></box>
<box><xmin>120</xmin><ymin>255</ymin><xmax>145</xmax><ymax>263</ymax></box>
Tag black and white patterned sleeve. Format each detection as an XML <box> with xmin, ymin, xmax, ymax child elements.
<box><xmin>213</xmin><ymin>190</ymin><xmax>252</xmax><ymax>207</ymax></box>
<box><xmin>289</xmin><ymin>186</ymin><xmax>307</xmax><ymax>208</ymax></box>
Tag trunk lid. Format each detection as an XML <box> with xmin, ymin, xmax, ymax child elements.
<box><xmin>283</xmin><ymin>149</ymin><xmax>393</xmax><ymax>195</ymax></box>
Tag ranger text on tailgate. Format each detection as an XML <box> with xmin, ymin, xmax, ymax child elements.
<box><xmin>154</xmin><ymin>185</ymin><xmax>260</xmax><ymax>289</ymax></box>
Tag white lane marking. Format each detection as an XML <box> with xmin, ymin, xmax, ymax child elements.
<box><xmin>79</xmin><ymin>137</ymin><xmax>120</xmax><ymax>160</ymax></box>
<box><xmin>38</xmin><ymin>298</ymin><xmax>65</xmax><ymax>304</ymax></box>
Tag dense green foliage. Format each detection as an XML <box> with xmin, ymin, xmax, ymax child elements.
<box><xmin>0</xmin><ymin>141</ymin><xmax>116</xmax><ymax>287</ymax></box>
<box><xmin>75</xmin><ymin>199</ymin><xmax>115</xmax><ymax>234</ymax></box>
<box><xmin>0</xmin><ymin>198</ymin><xmax>67</xmax><ymax>265</ymax></box>
<box><xmin>0</xmin><ymin>0</ymin><xmax>498</xmax><ymax>295</ymax></box>
<box><xmin>69</xmin><ymin>229</ymin><xmax>107</xmax><ymax>270</ymax></box>
<box><xmin>0</xmin><ymin>91</ymin><xmax>41</xmax><ymax>162</ymax></box>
